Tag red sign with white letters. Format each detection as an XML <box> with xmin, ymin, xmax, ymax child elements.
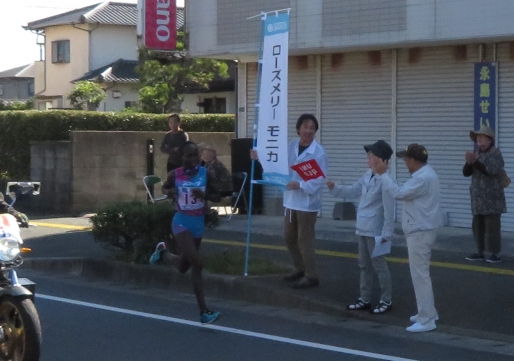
<box><xmin>290</xmin><ymin>159</ymin><xmax>325</xmax><ymax>181</ymax></box>
<box><xmin>144</xmin><ymin>0</ymin><xmax>177</xmax><ymax>51</ymax></box>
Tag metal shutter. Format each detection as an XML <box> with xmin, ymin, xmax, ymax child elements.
<box><xmin>320</xmin><ymin>51</ymin><xmax>393</xmax><ymax>218</ymax></box>
<box><xmin>496</xmin><ymin>43</ymin><xmax>514</xmax><ymax>231</ymax></box>
<box><xmin>396</xmin><ymin>46</ymin><xmax>474</xmax><ymax>227</ymax></box>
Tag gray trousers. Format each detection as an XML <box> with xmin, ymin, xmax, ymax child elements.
<box><xmin>284</xmin><ymin>209</ymin><xmax>318</xmax><ymax>279</ymax></box>
<box><xmin>472</xmin><ymin>214</ymin><xmax>501</xmax><ymax>254</ymax></box>
<box><xmin>358</xmin><ymin>236</ymin><xmax>392</xmax><ymax>304</ymax></box>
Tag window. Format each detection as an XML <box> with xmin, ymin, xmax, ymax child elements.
<box><xmin>203</xmin><ymin>97</ymin><xmax>226</xmax><ymax>113</ymax></box>
<box><xmin>51</xmin><ymin>40</ymin><xmax>70</xmax><ymax>63</ymax></box>
<box><xmin>28</xmin><ymin>82</ymin><xmax>34</xmax><ymax>96</ymax></box>
<box><xmin>0</xmin><ymin>84</ymin><xmax>3</xmax><ymax>97</ymax></box>
<box><xmin>124</xmin><ymin>101</ymin><xmax>139</xmax><ymax>108</ymax></box>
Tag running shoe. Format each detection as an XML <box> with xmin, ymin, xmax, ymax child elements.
<box><xmin>200</xmin><ymin>310</ymin><xmax>221</xmax><ymax>324</ymax></box>
<box><xmin>149</xmin><ymin>242</ymin><xmax>167</xmax><ymax>264</ymax></box>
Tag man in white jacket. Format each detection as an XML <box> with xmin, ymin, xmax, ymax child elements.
<box><xmin>251</xmin><ymin>114</ymin><xmax>328</xmax><ymax>289</ymax></box>
<box><xmin>327</xmin><ymin>140</ymin><xmax>394</xmax><ymax>314</ymax></box>
<box><xmin>372</xmin><ymin>143</ymin><xmax>443</xmax><ymax>333</ymax></box>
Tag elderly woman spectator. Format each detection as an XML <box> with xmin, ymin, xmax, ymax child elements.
<box><xmin>463</xmin><ymin>126</ymin><xmax>507</xmax><ymax>263</ymax></box>
<box><xmin>199</xmin><ymin>143</ymin><xmax>233</xmax><ymax>198</ymax></box>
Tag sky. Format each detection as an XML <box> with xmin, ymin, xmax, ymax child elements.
<box><xmin>0</xmin><ymin>0</ymin><xmax>184</xmax><ymax>72</ymax></box>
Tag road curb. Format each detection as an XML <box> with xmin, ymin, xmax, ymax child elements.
<box><xmin>21</xmin><ymin>257</ymin><xmax>514</xmax><ymax>345</ymax></box>
<box><xmin>22</xmin><ymin>257</ymin><xmax>346</xmax><ymax>317</ymax></box>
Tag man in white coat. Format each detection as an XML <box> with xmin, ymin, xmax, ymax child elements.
<box><xmin>251</xmin><ymin>113</ymin><xmax>328</xmax><ymax>289</ymax></box>
<box><xmin>372</xmin><ymin>143</ymin><xmax>443</xmax><ymax>332</ymax></box>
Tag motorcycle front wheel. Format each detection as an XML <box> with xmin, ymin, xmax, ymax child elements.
<box><xmin>0</xmin><ymin>296</ymin><xmax>41</xmax><ymax>361</ymax></box>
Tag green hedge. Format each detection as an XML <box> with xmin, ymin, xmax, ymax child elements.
<box><xmin>90</xmin><ymin>201</ymin><xmax>219</xmax><ymax>263</ymax></box>
<box><xmin>0</xmin><ymin>110</ymin><xmax>235</xmax><ymax>180</ymax></box>
<box><xmin>90</xmin><ymin>201</ymin><xmax>175</xmax><ymax>263</ymax></box>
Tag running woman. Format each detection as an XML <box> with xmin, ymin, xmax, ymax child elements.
<box><xmin>150</xmin><ymin>141</ymin><xmax>222</xmax><ymax>324</ymax></box>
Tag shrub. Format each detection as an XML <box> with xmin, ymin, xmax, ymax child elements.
<box><xmin>90</xmin><ymin>201</ymin><xmax>176</xmax><ymax>263</ymax></box>
<box><xmin>90</xmin><ymin>201</ymin><xmax>220</xmax><ymax>263</ymax></box>
<box><xmin>0</xmin><ymin>110</ymin><xmax>235</xmax><ymax>179</ymax></box>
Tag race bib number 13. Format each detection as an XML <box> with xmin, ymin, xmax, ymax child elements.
<box><xmin>178</xmin><ymin>186</ymin><xmax>205</xmax><ymax>210</ymax></box>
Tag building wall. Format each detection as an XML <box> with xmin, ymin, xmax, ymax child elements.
<box><xmin>187</xmin><ymin>0</ymin><xmax>514</xmax><ymax>59</ymax></box>
<box><xmin>43</xmin><ymin>25</ymin><xmax>90</xmax><ymax>108</ymax></box>
<box><xmin>98</xmin><ymin>83</ymin><xmax>140</xmax><ymax>112</ymax></box>
<box><xmin>0</xmin><ymin>78</ymin><xmax>33</xmax><ymax>101</ymax></box>
<box><xmin>90</xmin><ymin>25</ymin><xmax>138</xmax><ymax>69</ymax></box>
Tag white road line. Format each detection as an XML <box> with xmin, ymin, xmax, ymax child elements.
<box><xmin>38</xmin><ymin>293</ymin><xmax>419</xmax><ymax>361</ymax></box>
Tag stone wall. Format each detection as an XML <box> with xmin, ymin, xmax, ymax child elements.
<box><xmin>30</xmin><ymin>132</ymin><xmax>234</xmax><ymax>215</ymax></box>
<box><xmin>30</xmin><ymin>141</ymin><xmax>72</xmax><ymax>214</ymax></box>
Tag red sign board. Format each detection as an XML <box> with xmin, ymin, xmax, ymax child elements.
<box><xmin>144</xmin><ymin>0</ymin><xmax>177</xmax><ymax>51</ymax></box>
<box><xmin>290</xmin><ymin>159</ymin><xmax>325</xmax><ymax>182</ymax></box>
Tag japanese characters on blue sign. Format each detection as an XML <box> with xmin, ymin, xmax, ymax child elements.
<box><xmin>474</xmin><ymin>62</ymin><xmax>496</xmax><ymax>131</ymax></box>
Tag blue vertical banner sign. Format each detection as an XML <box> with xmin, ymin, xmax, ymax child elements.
<box><xmin>255</xmin><ymin>12</ymin><xmax>290</xmax><ymax>187</ymax></box>
<box><xmin>474</xmin><ymin>62</ymin><xmax>497</xmax><ymax>131</ymax></box>
<box><xmin>245</xmin><ymin>9</ymin><xmax>290</xmax><ymax>276</ymax></box>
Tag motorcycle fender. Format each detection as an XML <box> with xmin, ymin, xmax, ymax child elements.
<box><xmin>0</xmin><ymin>284</ymin><xmax>34</xmax><ymax>301</ymax></box>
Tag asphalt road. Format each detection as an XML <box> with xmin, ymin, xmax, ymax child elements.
<box><xmin>23</xmin><ymin>269</ymin><xmax>514</xmax><ymax>361</ymax></box>
<box><xmin>15</xmin><ymin>220</ymin><xmax>514</xmax><ymax>359</ymax></box>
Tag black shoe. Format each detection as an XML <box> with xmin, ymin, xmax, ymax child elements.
<box><xmin>465</xmin><ymin>252</ymin><xmax>485</xmax><ymax>261</ymax></box>
<box><xmin>487</xmin><ymin>254</ymin><xmax>501</xmax><ymax>263</ymax></box>
<box><xmin>347</xmin><ymin>298</ymin><xmax>371</xmax><ymax>311</ymax></box>
<box><xmin>283</xmin><ymin>271</ymin><xmax>304</xmax><ymax>282</ymax></box>
<box><xmin>371</xmin><ymin>301</ymin><xmax>392</xmax><ymax>314</ymax></box>
<box><xmin>292</xmin><ymin>277</ymin><xmax>319</xmax><ymax>289</ymax></box>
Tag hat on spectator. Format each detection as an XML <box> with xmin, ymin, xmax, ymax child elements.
<box><xmin>198</xmin><ymin>142</ymin><xmax>216</xmax><ymax>155</ymax></box>
<box><xmin>470</xmin><ymin>126</ymin><xmax>495</xmax><ymax>142</ymax></box>
<box><xmin>364</xmin><ymin>140</ymin><xmax>393</xmax><ymax>160</ymax></box>
<box><xmin>396</xmin><ymin>143</ymin><xmax>428</xmax><ymax>162</ymax></box>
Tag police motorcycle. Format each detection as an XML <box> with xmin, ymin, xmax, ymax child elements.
<box><xmin>0</xmin><ymin>182</ymin><xmax>42</xmax><ymax>361</ymax></box>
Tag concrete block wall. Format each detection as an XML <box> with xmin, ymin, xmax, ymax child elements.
<box><xmin>70</xmin><ymin>131</ymin><xmax>234</xmax><ymax>214</ymax></box>
<box><xmin>30</xmin><ymin>141</ymin><xmax>72</xmax><ymax>214</ymax></box>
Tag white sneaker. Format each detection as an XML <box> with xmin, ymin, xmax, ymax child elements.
<box><xmin>406</xmin><ymin>320</ymin><xmax>436</xmax><ymax>333</ymax></box>
<box><xmin>409</xmin><ymin>315</ymin><xmax>439</xmax><ymax>323</ymax></box>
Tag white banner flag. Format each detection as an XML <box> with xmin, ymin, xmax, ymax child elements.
<box><xmin>255</xmin><ymin>12</ymin><xmax>290</xmax><ymax>187</ymax></box>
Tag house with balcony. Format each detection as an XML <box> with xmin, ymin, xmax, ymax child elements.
<box><xmin>24</xmin><ymin>2</ymin><xmax>142</xmax><ymax>111</ymax></box>
<box><xmin>186</xmin><ymin>0</ymin><xmax>514</xmax><ymax>230</ymax></box>
<box><xmin>24</xmin><ymin>1</ymin><xmax>235</xmax><ymax>113</ymax></box>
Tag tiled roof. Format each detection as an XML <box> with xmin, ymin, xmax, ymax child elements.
<box><xmin>26</xmin><ymin>2</ymin><xmax>184</xmax><ymax>30</ymax></box>
<box><xmin>81</xmin><ymin>2</ymin><xmax>137</xmax><ymax>26</ymax></box>
<box><xmin>73</xmin><ymin>59</ymin><xmax>139</xmax><ymax>83</ymax></box>
<box><xmin>0</xmin><ymin>64</ymin><xmax>34</xmax><ymax>78</ymax></box>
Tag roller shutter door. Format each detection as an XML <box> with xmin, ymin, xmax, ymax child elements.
<box><xmin>320</xmin><ymin>51</ymin><xmax>393</xmax><ymax>218</ymax></box>
<box><xmin>396</xmin><ymin>46</ymin><xmax>474</xmax><ymax>227</ymax></box>
<box><xmin>496</xmin><ymin>43</ymin><xmax>514</xmax><ymax>231</ymax></box>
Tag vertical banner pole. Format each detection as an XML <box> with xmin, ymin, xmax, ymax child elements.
<box><xmin>244</xmin><ymin>12</ymin><xmax>267</xmax><ymax>277</ymax></box>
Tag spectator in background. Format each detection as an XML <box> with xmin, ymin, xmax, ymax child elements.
<box><xmin>199</xmin><ymin>143</ymin><xmax>233</xmax><ymax>198</ymax></box>
<box><xmin>463</xmin><ymin>126</ymin><xmax>506</xmax><ymax>263</ymax></box>
<box><xmin>160</xmin><ymin>113</ymin><xmax>189</xmax><ymax>173</ymax></box>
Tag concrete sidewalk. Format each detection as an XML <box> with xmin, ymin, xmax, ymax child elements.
<box><xmin>215</xmin><ymin>213</ymin><xmax>514</xmax><ymax>256</ymax></box>
<box><xmin>21</xmin><ymin>214</ymin><xmax>514</xmax><ymax>346</ymax></box>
